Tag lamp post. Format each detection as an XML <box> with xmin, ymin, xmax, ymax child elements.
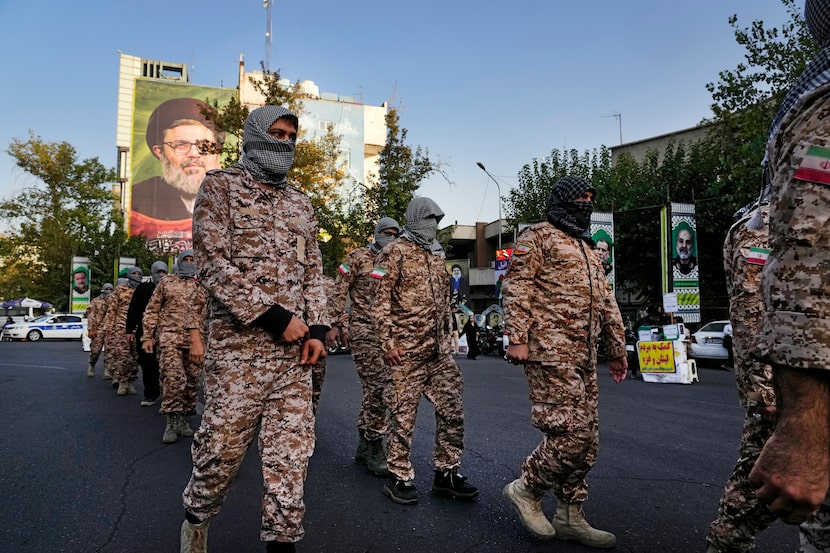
<box><xmin>476</xmin><ymin>162</ymin><xmax>502</xmax><ymax>253</ymax></box>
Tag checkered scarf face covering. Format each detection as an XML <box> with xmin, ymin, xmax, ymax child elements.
<box><xmin>238</xmin><ymin>106</ymin><xmax>296</xmax><ymax>188</ymax></box>
<box><xmin>768</xmin><ymin>0</ymin><xmax>830</xmax><ymax>147</ymax></box>
<box><xmin>401</xmin><ymin>197</ymin><xmax>446</xmax><ymax>257</ymax></box>
<box><xmin>546</xmin><ymin>176</ymin><xmax>596</xmax><ymax>238</ymax></box>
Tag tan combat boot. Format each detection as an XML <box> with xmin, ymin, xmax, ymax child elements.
<box><xmin>502</xmin><ymin>479</ymin><xmax>555</xmax><ymax>539</ymax></box>
<box><xmin>552</xmin><ymin>501</ymin><xmax>616</xmax><ymax>548</ymax></box>
<box><xmin>103</xmin><ymin>367</ymin><xmax>112</xmax><ymax>380</ymax></box>
<box><xmin>126</xmin><ymin>382</ymin><xmax>138</xmax><ymax>395</ymax></box>
<box><xmin>86</xmin><ymin>363</ymin><xmax>95</xmax><ymax>377</ymax></box>
<box><xmin>180</xmin><ymin>518</ymin><xmax>209</xmax><ymax>553</ymax></box>
<box><xmin>163</xmin><ymin>415</ymin><xmax>179</xmax><ymax>444</ymax></box>
<box><xmin>176</xmin><ymin>413</ymin><xmax>194</xmax><ymax>437</ymax></box>
<box><xmin>116</xmin><ymin>381</ymin><xmax>128</xmax><ymax>396</ymax></box>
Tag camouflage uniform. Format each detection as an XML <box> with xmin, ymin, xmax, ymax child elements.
<box><xmin>86</xmin><ymin>294</ymin><xmax>109</xmax><ymax>369</ymax></box>
<box><xmin>181</xmin><ymin>165</ymin><xmax>327</xmax><ymax>543</ymax></box>
<box><xmin>101</xmin><ymin>290</ymin><xmax>119</xmax><ymax>378</ymax></box>
<box><xmin>753</xmin><ymin>81</ymin><xmax>830</xmax><ymax>369</ymax></box>
<box><xmin>142</xmin><ymin>275</ymin><xmax>202</xmax><ymax>415</ymax></box>
<box><xmin>330</xmin><ymin>246</ymin><xmax>389</xmax><ymax>441</ymax></box>
<box><xmin>502</xmin><ymin>221</ymin><xmax>625</xmax><ymax>503</ymax></box>
<box><xmin>750</xmin><ymin>80</ymin><xmax>830</xmax><ymax>553</ymax></box>
<box><xmin>373</xmin><ymin>238</ymin><xmax>464</xmax><ymax>481</ymax></box>
<box><xmin>103</xmin><ymin>283</ymin><xmax>138</xmax><ymax>388</ymax></box>
<box><xmin>707</xmin><ymin>205</ymin><xmax>778</xmax><ymax>553</ymax></box>
<box><xmin>310</xmin><ymin>275</ymin><xmax>336</xmax><ymax>413</ymax></box>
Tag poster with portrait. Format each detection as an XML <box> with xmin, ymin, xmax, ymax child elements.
<box><xmin>446</xmin><ymin>259</ymin><xmax>470</xmax><ymax>308</ymax></box>
<box><xmin>663</xmin><ymin>202</ymin><xmax>700</xmax><ymax>324</ymax></box>
<box><xmin>70</xmin><ymin>256</ymin><xmax>90</xmax><ymax>314</ymax></box>
<box><xmin>590</xmin><ymin>211</ymin><xmax>614</xmax><ymax>290</ymax></box>
<box><xmin>130</xmin><ymin>79</ymin><xmax>236</xmax><ymax>253</ymax></box>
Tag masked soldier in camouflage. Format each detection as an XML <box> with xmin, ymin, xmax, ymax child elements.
<box><xmin>707</xmin><ymin>204</ymin><xmax>780</xmax><ymax>552</ymax></box>
<box><xmin>104</xmin><ymin>267</ymin><xmax>143</xmax><ymax>396</ymax></box>
<box><xmin>372</xmin><ymin>197</ymin><xmax>478</xmax><ymax>506</ymax></box>
<box><xmin>749</xmin><ymin>0</ymin><xmax>830</xmax><ymax>533</ymax></box>
<box><xmin>180</xmin><ymin>106</ymin><xmax>328</xmax><ymax>553</ymax></box>
<box><xmin>102</xmin><ymin>277</ymin><xmax>128</xmax><ymax>381</ymax></box>
<box><xmin>142</xmin><ymin>250</ymin><xmax>202</xmax><ymax>444</ymax></box>
<box><xmin>327</xmin><ymin>217</ymin><xmax>400</xmax><ymax>477</ymax></box>
<box><xmin>85</xmin><ymin>282</ymin><xmax>113</xmax><ymax>377</ymax></box>
<box><xmin>502</xmin><ymin>176</ymin><xmax>627</xmax><ymax>549</ymax></box>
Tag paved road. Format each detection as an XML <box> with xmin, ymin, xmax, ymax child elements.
<box><xmin>0</xmin><ymin>341</ymin><xmax>799</xmax><ymax>552</ymax></box>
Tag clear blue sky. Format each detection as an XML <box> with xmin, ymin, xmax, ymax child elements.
<box><xmin>0</xmin><ymin>0</ymin><xmax>792</xmax><ymax>228</ymax></box>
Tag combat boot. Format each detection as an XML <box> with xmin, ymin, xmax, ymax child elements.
<box><xmin>116</xmin><ymin>381</ymin><xmax>128</xmax><ymax>396</ymax></box>
<box><xmin>383</xmin><ymin>476</ymin><xmax>418</xmax><ymax>505</ymax></box>
<box><xmin>552</xmin><ymin>501</ymin><xmax>616</xmax><ymax>548</ymax></box>
<box><xmin>103</xmin><ymin>367</ymin><xmax>112</xmax><ymax>380</ymax></box>
<box><xmin>163</xmin><ymin>414</ymin><xmax>179</xmax><ymax>444</ymax></box>
<box><xmin>180</xmin><ymin>517</ymin><xmax>209</xmax><ymax>553</ymax></box>
<box><xmin>177</xmin><ymin>413</ymin><xmax>194</xmax><ymax>437</ymax></box>
<box><xmin>433</xmin><ymin>469</ymin><xmax>479</xmax><ymax>500</ymax></box>
<box><xmin>265</xmin><ymin>541</ymin><xmax>296</xmax><ymax>552</ymax></box>
<box><xmin>126</xmin><ymin>382</ymin><xmax>138</xmax><ymax>395</ymax></box>
<box><xmin>354</xmin><ymin>434</ymin><xmax>370</xmax><ymax>466</ymax></box>
<box><xmin>86</xmin><ymin>363</ymin><xmax>95</xmax><ymax>377</ymax></box>
<box><xmin>502</xmin><ymin>479</ymin><xmax>555</xmax><ymax>539</ymax></box>
<box><xmin>366</xmin><ymin>438</ymin><xmax>389</xmax><ymax>477</ymax></box>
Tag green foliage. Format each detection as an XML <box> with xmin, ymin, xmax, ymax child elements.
<box><xmin>345</xmin><ymin>106</ymin><xmax>440</xmax><ymax>251</ymax></box>
<box><xmin>0</xmin><ymin>133</ymin><xmax>153</xmax><ymax>309</ymax></box>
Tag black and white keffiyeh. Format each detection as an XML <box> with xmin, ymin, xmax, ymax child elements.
<box><xmin>237</xmin><ymin>106</ymin><xmax>296</xmax><ymax>188</ymax></box>
<box><xmin>401</xmin><ymin>197</ymin><xmax>446</xmax><ymax>257</ymax></box>
<box><xmin>546</xmin><ymin>176</ymin><xmax>596</xmax><ymax>238</ymax></box>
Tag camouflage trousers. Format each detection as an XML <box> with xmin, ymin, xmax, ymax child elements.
<box><xmin>351</xmin><ymin>336</ymin><xmax>390</xmax><ymax>441</ymax></box>
<box><xmin>707</xmin><ymin>413</ymin><xmax>778</xmax><ymax>552</ymax></box>
<box><xmin>311</xmin><ymin>360</ymin><xmax>325</xmax><ymax>414</ymax></box>
<box><xmin>521</xmin><ymin>361</ymin><xmax>599</xmax><ymax>503</ymax></box>
<box><xmin>88</xmin><ymin>333</ymin><xmax>105</xmax><ymax>366</ymax></box>
<box><xmin>103</xmin><ymin>334</ymin><xmax>117</xmax><ymax>376</ymax></box>
<box><xmin>159</xmin><ymin>345</ymin><xmax>201</xmax><ymax>415</ymax></box>
<box><xmin>385</xmin><ymin>352</ymin><xmax>464</xmax><ymax>481</ymax></box>
<box><xmin>110</xmin><ymin>334</ymin><xmax>137</xmax><ymax>384</ymax></box>
<box><xmin>798</xmin><ymin>494</ymin><xmax>830</xmax><ymax>553</ymax></box>
<box><xmin>182</xmin><ymin>353</ymin><xmax>315</xmax><ymax>542</ymax></box>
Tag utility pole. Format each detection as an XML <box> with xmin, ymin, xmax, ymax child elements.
<box><xmin>263</xmin><ymin>0</ymin><xmax>273</xmax><ymax>72</ymax></box>
<box><xmin>602</xmin><ymin>112</ymin><xmax>623</xmax><ymax>145</ymax></box>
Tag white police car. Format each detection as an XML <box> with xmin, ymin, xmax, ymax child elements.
<box><xmin>2</xmin><ymin>313</ymin><xmax>86</xmax><ymax>342</ymax></box>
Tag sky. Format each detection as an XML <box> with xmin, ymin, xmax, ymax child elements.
<box><xmin>0</xmin><ymin>0</ymin><xmax>794</xmax><ymax>228</ymax></box>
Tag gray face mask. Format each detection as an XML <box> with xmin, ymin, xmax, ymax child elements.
<box><xmin>177</xmin><ymin>261</ymin><xmax>197</xmax><ymax>280</ymax></box>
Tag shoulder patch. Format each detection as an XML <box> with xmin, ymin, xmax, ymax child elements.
<box><xmin>514</xmin><ymin>242</ymin><xmax>534</xmax><ymax>255</ymax></box>
<box><xmin>369</xmin><ymin>267</ymin><xmax>387</xmax><ymax>279</ymax></box>
<box><xmin>795</xmin><ymin>144</ymin><xmax>830</xmax><ymax>186</ymax></box>
<box><xmin>337</xmin><ymin>263</ymin><xmax>351</xmax><ymax>275</ymax></box>
<box><xmin>745</xmin><ymin>247</ymin><xmax>771</xmax><ymax>265</ymax></box>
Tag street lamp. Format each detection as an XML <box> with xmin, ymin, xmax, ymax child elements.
<box><xmin>476</xmin><ymin>162</ymin><xmax>502</xmax><ymax>253</ymax></box>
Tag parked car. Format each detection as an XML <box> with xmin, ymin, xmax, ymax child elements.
<box><xmin>2</xmin><ymin>313</ymin><xmax>86</xmax><ymax>342</ymax></box>
<box><xmin>690</xmin><ymin>320</ymin><xmax>730</xmax><ymax>362</ymax></box>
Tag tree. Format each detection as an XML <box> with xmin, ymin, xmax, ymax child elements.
<box><xmin>703</xmin><ymin>0</ymin><xmax>815</xmax><ymax>209</ymax></box>
<box><xmin>345</xmin><ymin>105</ymin><xmax>444</xmax><ymax>254</ymax></box>
<box><xmin>0</xmin><ymin>133</ymin><xmax>152</xmax><ymax>309</ymax></box>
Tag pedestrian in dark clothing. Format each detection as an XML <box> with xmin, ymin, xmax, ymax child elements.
<box><xmin>126</xmin><ymin>260</ymin><xmax>169</xmax><ymax>406</ymax></box>
<box><xmin>464</xmin><ymin>317</ymin><xmax>479</xmax><ymax>360</ymax></box>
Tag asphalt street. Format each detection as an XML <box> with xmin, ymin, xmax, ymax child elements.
<box><xmin>0</xmin><ymin>340</ymin><xmax>800</xmax><ymax>553</ymax></box>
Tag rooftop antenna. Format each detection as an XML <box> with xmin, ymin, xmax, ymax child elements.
<box><xmin>602</xmin><ymin>112</ymin><xmax>622</xmax><ymax>144</ymax></box>
<box><xmin>263</xmin><ymin>0</ymin><xmax>272</xmax><ymax>72</ymax></box>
